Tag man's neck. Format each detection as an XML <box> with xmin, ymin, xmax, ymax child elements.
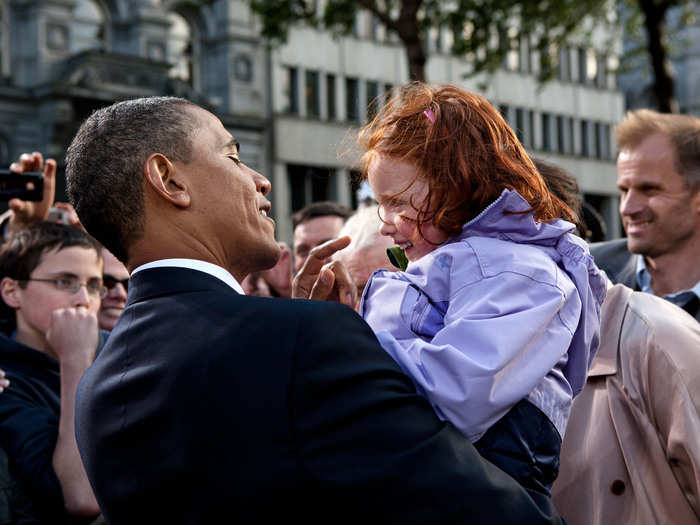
<box><xmin>644</xmin><ymin>239</ymin><xmax>700</xmax><ymax>296</ymax></box>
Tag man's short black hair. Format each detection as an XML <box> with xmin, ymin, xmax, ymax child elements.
<box><xmin>291</xmin><ymin>201</ymin><xmax>352</xmax><ymax>230</ymax></box>
<box><xmin>65</xmin><ymin>96</ymin><xmax>199</xmax><ymax>263</ymax></box>
<box><xmin>0</xmin><ymin>222</ymin><xmax>102</xmax><ymax>283</ymax></box>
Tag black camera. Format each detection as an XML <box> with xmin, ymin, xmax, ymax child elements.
<box><xmin>0</xmin><ymin>169</ymin><xmax>44</xmax><ymax>201</ymax></box>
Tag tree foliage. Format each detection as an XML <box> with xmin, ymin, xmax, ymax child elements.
<box><xmin>249</xmin><ymin>0</ymin><xmax>609</xmax><ymax>82</ymax></box>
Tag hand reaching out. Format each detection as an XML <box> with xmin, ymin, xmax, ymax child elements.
<box><xmin>6</xmin><ymin>152</ymin><xmax>57</xmax><ymax>235</ymax></box>
<box><xmin>292</xmin><ymin>236</ymin><xmax>357</xmax><ymax>309</ymax></box>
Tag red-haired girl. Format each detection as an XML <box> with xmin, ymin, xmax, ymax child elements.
<box><xmin>359</xmin><ymin>83</ymin><xmax>606</xmax><ymax>494</ymax></box>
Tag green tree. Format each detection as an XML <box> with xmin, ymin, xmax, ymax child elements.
<box><xmin>249</xmin><ymin>0</ymin><xmax>609</xmax><ymax>82</ymax></box>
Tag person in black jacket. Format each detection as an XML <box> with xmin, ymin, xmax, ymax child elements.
<box><xmin>0</xmin><ymin>221</ymin><xmax>106</xmax><ymax>523</ymax></box>
<box><xmin>65</xmin><ymin>96</ymin><xmax>563</xmax><ymax>524</ymax></box>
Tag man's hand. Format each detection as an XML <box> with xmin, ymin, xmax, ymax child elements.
<box><xmin>7</xmin><ymin>152</ymin><xmax>57</xmax><ymax>235</ymax></box>
<box><xmin>46</xmin><ymin>307</ymin><xmax>98</xmax><ymax>368</ymax></box>
<box><xmin>292</xmin><ymin>236</ymin><xmax>357</xmax><ymax>308</ymax></box>
<box><xmin>0</xmin><ymin>368</ymin><xmax>8</xmax><ymax>393</ymax></box>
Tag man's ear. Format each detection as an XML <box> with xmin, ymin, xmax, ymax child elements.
<box><xmin>144</xmin><ymin>153</ymin><xmax>191</xmax><ymax>208</ymax></box>
<box><xmin>1</xmin><ymin>277</ymin><xmax>21</xmax><ymax>309</ymax></box>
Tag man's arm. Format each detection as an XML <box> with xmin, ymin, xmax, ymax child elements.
<box><xmin>291</xmin><ymin>301</ymin><xmax>562</xmax><ymax>524</ymax></box>
<box><xmin>46</xmin><ymin>307</ymin><xmax>100</xmax><ymax>517</ymax></box>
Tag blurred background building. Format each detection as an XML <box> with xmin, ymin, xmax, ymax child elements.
<box><xmin>0</xmin><ymin>0</ymin><xmax>625</xmax><ymax>243</ymax></box>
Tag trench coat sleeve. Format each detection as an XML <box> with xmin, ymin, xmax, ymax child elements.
<box><xmin>640</xmin><ymin>310</ymin><xmax>700</xmax><ymax>518</ymax></box>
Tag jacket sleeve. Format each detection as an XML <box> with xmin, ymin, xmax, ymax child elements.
<box><xmin>374</xmin><ymin>271</ymin><xmax>579</xmax><ymax>442</ymax></box>
<box><xmin>0</xmin><ymin>378</ymin><xmax>65</xmax><ymax>517</ymax></box>
<box><xmin>291</xmin><ymin>301</ymin><xmax>564</xmax><ymax>525</ymax></box>
<box><xmin>644</xmin><ymin>314</ymin><xmax>700</xmax><ymax>518</ymax></box>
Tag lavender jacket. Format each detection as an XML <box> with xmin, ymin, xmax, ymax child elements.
<box><xmin>361</xmin><ymin>190</ymin><xmax>607</xmax><ymax>442</ymax></box>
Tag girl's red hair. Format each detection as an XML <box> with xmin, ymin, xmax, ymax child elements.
<box><xmin>359</xmin><ymin>83</ymin><xmax>574</xmax><ymax>237</ymax></box>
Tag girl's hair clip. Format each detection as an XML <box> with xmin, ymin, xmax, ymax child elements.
<box><xmin>423</xmin><ymin>108</ymin><xmax>435</xmax><ymax>123</ymax></box>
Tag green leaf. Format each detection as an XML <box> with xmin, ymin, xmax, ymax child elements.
<box><xmin>386</xmin><ymin>246</ymin><xmax>409</xmax><ymax>271</ymax></box>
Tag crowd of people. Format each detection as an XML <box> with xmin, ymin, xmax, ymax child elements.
<box><xmin>0</xmin><ymin>82</ymin><xmax>698</xmax><ymax>524</ymax></box>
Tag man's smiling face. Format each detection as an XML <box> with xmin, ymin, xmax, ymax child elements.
<box><xmin>617</xmin><ymin>133</ymin><xmax>700</xmax><ymax>259</ymax></box>
<box><xmin>177</xmin><ymin>106</ymin><xmax>281</xmax><ymax>280</ymax></box>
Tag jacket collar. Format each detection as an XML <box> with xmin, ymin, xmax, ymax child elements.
<box><xmin>588</xmin><ymin>283</ymin><xmax>633</xmax><ymax>377</ymax></box>
<box><xmin>126</xmin><ymin>266</ymin><xmax>238</xmax><ymax>307</ymax></box>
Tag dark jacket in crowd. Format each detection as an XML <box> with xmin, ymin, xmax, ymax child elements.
<box><xmin>0</xmin><ymin>331</ymin><xmax>107</xmax><ymax>524</ymax></box>
<box><xmin>590</xmin><ymin>239</ymin><xmax>700</xmax><ymax>321</ymax></box>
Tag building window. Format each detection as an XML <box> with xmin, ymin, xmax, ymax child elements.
<box><xmin>288</xmin><ymin>164</ymin><xmax>337</xmax><ymax>212</ymax></box>
<box><xmin>556</xmin><ymin>115</ymin><xmax>565</xmax><ymax>154</ymax></box>
<box><xmin>383</xmin><ymin>83</ymin><xmax>394</xmax><ymax>103</ymax></box>
<box><xmin>515</xmin><ymin>108</ymin><xmax>525</xmax><ymax>143</ymax></box>
<box><xmin>569</xmin><ymin>117</ymin><xmax>576</xmax><ymax>154</ymax></box>
<box><xmin>558</xmin><ymin>46</ymin><xmax>570</xmax><ymax>82</ymax></box>
<box><xmin>499</xmin><ymin>105</ymin><xmax>510</xmax><ymax>123</ymax></box>
<box><xmin>601</xmin><ymin>123</ymin><xmax>611</xmax><ymax>159</ymax></box>
<box><xmin>305</xmin><ymin>70</ymin><xmax>320</xmax><ymax>118</ymax></box>
<box><xmin>594</xmin><ymin>122</ymin><xmax>603</xmax><ymax>159</ymax></box>
<box><xmin>541</xmin><ymin>113</ymin><xmax>552</xmax><ymax>152</ymax></box>
<box><xmin>581</xmin><ymin>120</ymin><xmax>590</xmax><ymax>157</ymax></box>
<box><xmin>346</xmin><ymin>77</ymin><xmax>360</xmax><ymax>123</ymax></box>
<box><xmin>577</xmin><ymin>48</ymin><xmax>587</xmax><ymax>84</ymax></box>
<box><xmin>284</xmin><ymin>67</ymin><xmax>299</xmax><ymax>114</ymax></box>
<box><xmin>528</xmin><ymin>110</ymin><xmax>535</xmax><ymax>149</ymax></box>
<box><xmin>326</xmin><ymin>73</ymin><xmax>337</xmax><ymax>120</ymax></box>
<box><xmin>596</xmin><ymin>53</ymin><xmax>607</xmax><ymax>88</ymax></box>
<box><xmin>366</xmin><ymin>80</ymin><xmax>380</xmax><ymax>121</ymax></box>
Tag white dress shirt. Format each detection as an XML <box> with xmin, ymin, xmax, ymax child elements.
<box><xmin>131</xmin><ymin>258</ymin><xmax>245</xmax><ymax>295</ymax></box>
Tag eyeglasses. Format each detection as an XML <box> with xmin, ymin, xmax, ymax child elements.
<box><xmin>103</xmin><ymin>274</ymin><xmax>129</xmax><ymax>292</ymax></box>
<box><xmin>23</xmin><ymin>277</ymin><xmax>107</xmax><ymax>299</ymax></box>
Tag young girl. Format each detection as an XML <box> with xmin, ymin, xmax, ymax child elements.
<box><xmin>358</xmin><ymin>83</ymin><xmax>606</xmax><ymax>494</ymax></box>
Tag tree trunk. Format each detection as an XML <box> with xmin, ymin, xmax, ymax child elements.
<box><xmin>638</xmin><ymin>0</ymin><xmax>679</xmax><ymax>113</ymax></box>
<box><xmin>395</xmin><ymin>0</ymin><xmax>427</xmax><ymax>81</ymax></box>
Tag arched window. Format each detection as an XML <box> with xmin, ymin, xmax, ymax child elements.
<box><xmin>73</xmin><ymin>0</ymin><xmax>107</xmax><ymax>53</ymax></box>
<box><xmin>167</xmin><ymin>12</ymin><xmax>193</xmax><ymax>84</ymax></box>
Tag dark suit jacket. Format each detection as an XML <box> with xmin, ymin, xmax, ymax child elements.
<box><xmin>75</xmin><ymin>267</ymin><xmax>562</xmax><ymax>524</ymax></box>
<box><xmin>590</xmin><ymin>239</ymin><xmax>700</xmax><ymax>321</ymax></box>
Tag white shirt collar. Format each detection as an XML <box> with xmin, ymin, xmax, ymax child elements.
<box><xmin>131</xmin><ymin>258</ymin><xmax>245</xmax><ymax>295</ymax></box>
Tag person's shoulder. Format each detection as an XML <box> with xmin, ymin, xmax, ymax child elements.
<box><xmin>622</xmin><ymin>291</ymin><xmax>700</xmax><ymax>370</ymax></box>
<box><xmin>589</xmin><ymin>238</ymin><xmax>628</xmax><ymax>258</ymax></box>
<box><xmin>459</xmin><ymin>236</ymin><xmax>560</xmax><ymax>286</ymax></box>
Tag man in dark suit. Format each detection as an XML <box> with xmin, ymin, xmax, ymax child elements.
<box><xmin>590</xmin><ymin>110</ymin><xmax>700</xmax><ymax>321</ymax></box>
<box><xmin>65</xmin><ymin>97</ymin><xmax>562</xmax><ymax>524</ymax></box>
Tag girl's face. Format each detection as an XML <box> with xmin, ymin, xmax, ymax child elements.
<box><xmin>367</xmin><ymin>154</ymin><xmax>448</xmax><ymax>262</ymax></box>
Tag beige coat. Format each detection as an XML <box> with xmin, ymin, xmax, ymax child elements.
<box><xmin>552</xmin><ymin>284</ymin><xmax>700</xmax><ymax>525</ymax></box>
